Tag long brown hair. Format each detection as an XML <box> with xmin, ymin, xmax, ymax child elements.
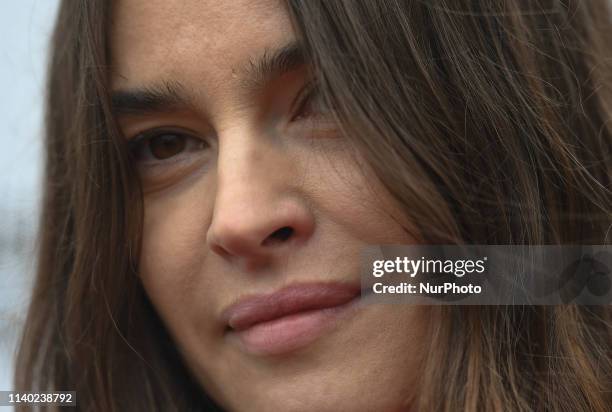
<box><xmin>15</xmin><ymin>0</ymin><xmax>612</xmax><ymax>411</ymax></box>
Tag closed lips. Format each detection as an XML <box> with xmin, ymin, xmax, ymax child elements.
<box><xmin>222</xmin><ymin>282</ymin><xmax>362</xmax><ymax>331</ymax></box>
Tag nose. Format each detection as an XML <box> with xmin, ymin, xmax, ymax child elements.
<box><xmin>206</xmin><ymin>130</ymin><xmax>315</xmax><ymax>269</ymax></box>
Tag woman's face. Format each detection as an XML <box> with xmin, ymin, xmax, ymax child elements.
<box><xmin>111</xmin><ymin>0</ymin><xmax>425</xmax><ymax>410</ymax></box>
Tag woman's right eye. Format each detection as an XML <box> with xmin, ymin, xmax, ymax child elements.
<box><xmin>128</xmin><ymin>130</ymin><xmax>210</xmax><ymax>164</ymax></box>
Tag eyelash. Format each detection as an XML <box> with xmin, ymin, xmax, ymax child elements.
<box><xmin>127</xmin><ymin>82</ymin><xmax>325</xmax><ymax>164</ymax></box>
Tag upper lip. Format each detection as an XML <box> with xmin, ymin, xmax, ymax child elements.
<box><xmin>221</xmin><ymin>281</ymin><xmax>361</xmax><ymax>331</ymax></box>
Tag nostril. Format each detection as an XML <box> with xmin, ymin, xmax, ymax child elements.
<box><xmin>262</xmin><ymin>226</ymin><xmax>294</xmax><ymax>246</ymax></box>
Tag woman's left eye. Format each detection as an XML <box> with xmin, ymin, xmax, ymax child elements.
<box><xmin>291</xmin><ymin>83</ymin><xmax>331</xmax><ymax>122</ymax></box>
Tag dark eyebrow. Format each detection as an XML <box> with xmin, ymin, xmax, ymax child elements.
<box><xmin>111</xmin><ymin>41</ymin><xmax>307</xmax><ymax>115</ymax></box>
<box><xmin>239</xmin><ymin>41</ymin><xmax>306</xmax><ymax>91</ymax></box>
<box><xmin>111</xmin><ymin>80</ymin><xmax>187</xmax><ymax>115</ymax></box>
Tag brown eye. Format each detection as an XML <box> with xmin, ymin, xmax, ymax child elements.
<box><xmin>149</xmin><ymin>133</ymin><xmax>186</xmax><ymax>159</ymax></box>
<box><xmin>128</xmin><ymin>130</ymin><xmax>209</xmax><ymax>163</ymax></box>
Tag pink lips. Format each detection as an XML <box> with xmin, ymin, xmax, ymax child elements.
<box><xmin>222</xmin><ymin>282</ymin><xmax>361</xmax><ymax>355</ymax></box>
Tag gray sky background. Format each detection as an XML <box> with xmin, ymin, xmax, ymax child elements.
<box><xmin>0</xmin><ymin>0</ymin><xmax>59</xmax><ymax>405</ymax></box>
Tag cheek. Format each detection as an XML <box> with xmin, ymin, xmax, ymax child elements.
<box><xmin>137</xmin><ymin>186</ymin><xmax>216</xmax><ymax>329</ymax></box>
<box><xmin>304</xmin><ymin>148</ymin><xmax>414</xmax><ymax>244</ymax></box>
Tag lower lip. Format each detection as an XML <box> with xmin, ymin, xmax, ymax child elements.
<box><xmin>226</xmin><ymin>297</ymin><xmax>361</xmax><ymax>356</ymax></box>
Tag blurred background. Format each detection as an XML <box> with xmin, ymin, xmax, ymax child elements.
<box><xmin>0</xmin><ymin>0</ymin><xmax>59</xmax><ymax>403</ymax></box>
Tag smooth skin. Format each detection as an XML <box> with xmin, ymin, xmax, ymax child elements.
<box><xmin>111</xmin><ymin>0</ymin><xmax>425</xmax><ymax>411</ymax></box>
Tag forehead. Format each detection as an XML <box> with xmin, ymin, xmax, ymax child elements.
<box><xmin>110</xmin><ymin>0</ymin><xmax>295</xmax><ymax>91</ymax></box>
